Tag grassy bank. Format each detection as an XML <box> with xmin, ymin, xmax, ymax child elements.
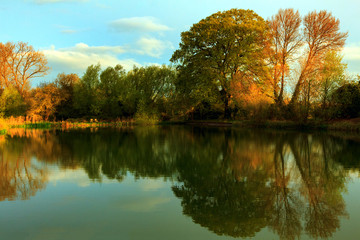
<box><xmin>0</xmin><ymin>117</ymin><xmax>136</xmax><ymax>133</ymax></box>
<box><xmin>181</xmin><ymin>119</ymin><xmax>360</xmax><ymax>132</ymax></box>
<box><xmin>3</xmin><ymin>116</ymin><xmax>360</xmax><ymax>133</ymax></box>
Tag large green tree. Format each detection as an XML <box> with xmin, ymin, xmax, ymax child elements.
<box><xmin>171</xmin><ymin>9</ymin><xmax>269</xmax><ymax>118</ymax></box>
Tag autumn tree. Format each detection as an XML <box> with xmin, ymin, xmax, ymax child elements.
<box><xmin>0</xmin><ymin>42</ymin><xmax>49</xmax><ymax>97</ymax></box>
<box><xmin>290</xmin><ymin>10</ymin><xmax>348</xmax><ymax>107</ymax></box>
<box><xmin>29</xmin><ymin>82</ymin><xmax>65</xmax><ymax>121</ymax></box>
<box><xmin>171</xmin><ymin>9</ymin><xmax>269</xmax><ymax>118</ymax></box>
<box><xmin>268</xmin><ymin>9</ymin><xmax>303</xmax><ymax>106</ymax></box>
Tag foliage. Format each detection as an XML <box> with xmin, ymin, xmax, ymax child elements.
<box><xmin>0</xmin><ymin>118</ymin><xmax>8</xmax><ymax>133</ymax></box>
<box><xmin>0</xmin><ymin>42</ymin><xmax>49</xmax><ymax>97</ymax></box>
<box><xmin>268</xmin><ymin>9</ymin><xmax>303</xmax><ymax>106</ymax></box>
<box><xmin>73</xmin><ymin>64</ymin><xmax>102</xmax><ymax>117</ymax></box>
<box><xmin>0</xmin><ymin>9</ymin><xmax>354</xmax><ymax>123</ymax></box>
<box><xmin>331</xmin><ymin>82</ymin><xmax>360</xmax><ymax>118</ymax></box>
<box><xmin>290</xmin><ymin>10</ymin><xmax>348</xmax><ymax>106</ymax></box>
<box><xmin>29</xmin><ymin>82</ymin><xmax>66</xmax><ymax>121</ymax></box>
<box><xmin>171</xmin><ymin>8</ymin><xmax>270</xmax><ymax>118</ymax></box>
<box><xmin>99</xmin><ymin>65</ymin><xmax>126</xmax><ymax>118</ymax></box>
<box><xmin>54</xmin><ymin>73</ymin><xmax>80</xmax><ymax>120</ymax></box>
<box><xmin>0</xmin><ymin>86</ymin><xmax>27</xmax><ymax>117</ymax></box>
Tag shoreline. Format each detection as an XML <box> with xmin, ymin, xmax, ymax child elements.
<box><xmin>2</xmin><ymin>118</ymin><xmax>360</xmax><ymax>134</ymax></box>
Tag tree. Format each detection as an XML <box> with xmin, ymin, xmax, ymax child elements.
<box><xmin>0</xmin><ymin>42</ymin><xmax>49</xmax><ymax>97</ymax></box>
<box><xmin>318</xmin><ymin>51</ymin><xmax>347</xmax><ymax>109</ymax></box>
<box><xmin>171</xmin><ymin>9</ymin><xmax>269</xmax><ymax>118</ymax></box>
<box><xmin>54</xmin><ymin>73</ymin><xmax>80</xmax><ymax>120</ymax></box>
<box><xmin>29</xmin><ymin>82</ymin><xmax>65</xmax><ymax>121</ymax></box>
<box><xmin>124</xmin><ymin>65</ymin><xmax>176</xmax><ymax>118</ymax></box>
<box><xmin>290</xmin><ymin>10</ymin><xmax>348</xmax><ymax>106</ymax></box>
<box><xmin>74</xmin><ymin>64</ymin><xmax>102</xmax><ymax>117</ymax></box>
<box><xmin>99</xmin><ymin>65</ymin><xmax>126</xmax><ymax>118</ymax></box>
<box><xmin>268</xmin><ymin>9</ymin><xmax>303</xmax><ymax>106</ymax></box>
<box><xmin>331</xmin><ymin>82</ymin><xmax>360</xmax><ymax>118</ymax></box>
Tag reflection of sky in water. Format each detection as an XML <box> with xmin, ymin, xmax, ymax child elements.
<box><xmin>0</xmin><ymin>164</ymin><xmax>240</xmax><ymax>240</ymax></box>
<box><xmin>1</xmin><ymin>127</ymin><xmax>360</xmax><ymax>239</ymax></box>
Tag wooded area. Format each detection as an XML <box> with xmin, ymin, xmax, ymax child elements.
<box><xmin>0</xmin><ymin>8</ymin><xmax>358</xmax><ymax>123</ymax></box>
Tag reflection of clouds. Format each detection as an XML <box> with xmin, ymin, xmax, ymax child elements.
<box><xmin>48</xmin><ymin>168</ymin><xmax>119</xmax><ymax>187</ymax></box>
<box><xmin>140</xmin><ymin>179</ymin><xmax>167</xmax><ymax>191</ymax></box>
<box><xmin>114</xmin><ymin>196</ymin><xmax>171</xmax><ymax>212</ymax></box>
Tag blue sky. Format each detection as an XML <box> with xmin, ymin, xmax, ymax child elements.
<box><xmin>1</xmin><ymin>0</ymin><xmax>360</xmax><ymax>83</ymax></box>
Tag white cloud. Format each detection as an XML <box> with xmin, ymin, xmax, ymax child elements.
<box><xmin>109</xmin><ymin>17</ymin><xmax>171</xmax><ymax>33</ymax></box>
<box><xmin>43</xmin><ymin>43</ymin><xmax>140</xmax><ymax>74</ymax></box>
<box><xmin>343</xmin><ymin>43</ymin><xmax>360</xmax><ymax>75</ymax></box>
<box><xmin>61</xmin><ymin>29</ymin><xmax>77</xmax><ymax>34</ymax></box>
<box><xmin>33</xmin><ymin>0</ymin><xmax>87</xmax><ymax>4</ymax></box>
<box><xmin>140</xmin><ymin>179</ymin><xmax>166</xmax><ymax>191</ymax></box>
<box><xmin>135</xmin><ymin>37</ymin><xmax>173</xmax><ymax>58</ymax></box>
<box><xmin>115</xmin><ymin>196</ymin><xmax>171</xmax><ymax>212</ymax></box>
<box><xmin>344</xmin><ymin>43</ymin><xmax>360</xmax><ymax>61</ymax></box>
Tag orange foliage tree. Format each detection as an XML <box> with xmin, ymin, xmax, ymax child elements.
<box><xmin>290</xmin><ymin>10</ymin><xmax>348</xmax><ymax>106</ymax></box>
<box><xmin>268</xmin><ymin>9</ymin><xmax>303</xmax><ymax>106</ymax></box>
<box><xmin>0</xmin><ymin>42</ymin><xmax>49</xmax><ymax>97</ymax></box>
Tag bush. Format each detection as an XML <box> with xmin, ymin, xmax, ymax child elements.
<box><xmin>331</xmin><ymin>83</ymin><xmax>360</xmax><ymax>118</ymax></box>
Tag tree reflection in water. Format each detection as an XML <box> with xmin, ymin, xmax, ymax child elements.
<box><xmin>0</xmin><ymin>126</ymin><xmax>356</xmax><ymax>239</ymax></box>
<box><xmin>0</xmin><ymin>129</ymin><xmax>48</xmax><ymax>201</ymax></box>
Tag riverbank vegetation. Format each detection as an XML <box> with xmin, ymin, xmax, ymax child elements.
<box><xmin>1</xmin><ymin>8</ymin><xmax>359</xmax><ymax>129</ymax></box>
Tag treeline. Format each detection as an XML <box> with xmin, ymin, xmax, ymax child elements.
<box><xmin>1</xmin><ymin>8</ymin><xmax>360</xmax><ymax>122</ymax></box>
<box><xmin>0</xmin><ymin>61</ymin><xmax>177</xmax><ymax>122</ymax></box>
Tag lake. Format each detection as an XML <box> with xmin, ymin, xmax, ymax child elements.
<box><xmin>1</xmin><ymin>126</ymin><xmax>360</xmax><ymax>240</ymax></box>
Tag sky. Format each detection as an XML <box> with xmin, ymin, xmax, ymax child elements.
<box><xmin>1</xmin><ymin>0</ymin><xmax>360</xmax><ymax>84</ymax></box>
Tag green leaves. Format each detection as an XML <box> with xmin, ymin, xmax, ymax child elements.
<box><xmin>171</xmin><ymin>8</ymin><xmax>269</xmax><ymax>118</ymax></box>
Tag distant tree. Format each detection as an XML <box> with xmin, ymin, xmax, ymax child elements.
<box><xmin>171</xmin><ymin>9</ymin><xmax>269</xmax><ymax>118</ymax></box>
<box><xmin>0</xmin><ymin>42</ymin><xmax>49</xmax><ymax>97</ymax></box>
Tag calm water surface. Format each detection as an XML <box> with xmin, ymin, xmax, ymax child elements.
<box><xmin>1</xmin><ymin>126</ymin><xmax>360</xmax><ymax>239</ymax></box>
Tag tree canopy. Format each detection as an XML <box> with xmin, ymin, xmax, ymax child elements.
<box><xmin>171</xmin><ymin>8</ymin><xmax>270</xmax><ymax>118</ymax></box>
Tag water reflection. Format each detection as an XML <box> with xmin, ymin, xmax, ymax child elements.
<box><xmin>0</xmin><ymin>127</ymin><xmax>359</xmax><ymax>239</ymax></box>
<box><xmin>0</xmin><ymin>130</ymin><xmax>48</xmax><ymax>201</ymax></box>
